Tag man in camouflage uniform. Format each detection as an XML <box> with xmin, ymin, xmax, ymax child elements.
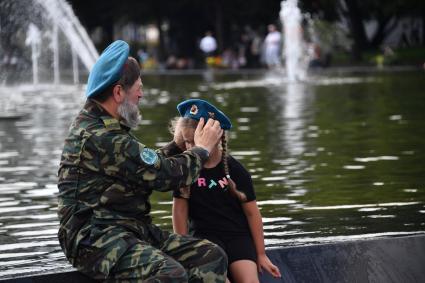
<box><xmin>58</xmin><ymin>40</ymin><xmax>227</xmax><ymax>282</ymax></box>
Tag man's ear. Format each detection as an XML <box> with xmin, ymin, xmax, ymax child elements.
<box><xmin>112</xmin><ymin>84</ymin><xmax>125</xmax><ymax>103</ymax></box>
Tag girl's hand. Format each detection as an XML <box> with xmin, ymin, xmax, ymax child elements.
<box><xmin>173</xmin><ymin>118</ymin><xmax>185</xmax><ymax>150</ymax></box>
<box><xmin>257</xmin><ymin>254</ymin><xmax>281</xmax><ymax>278</ymax></box>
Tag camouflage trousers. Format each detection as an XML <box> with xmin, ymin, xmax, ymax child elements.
<box><xmin>73</xmin><ymin>223</ymin><xmax>228</xmax><ymax>283</ymax></box>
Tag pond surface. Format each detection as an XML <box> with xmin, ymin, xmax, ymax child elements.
<box><xmin>0</xmin><ymin>70</ymin><xmax>424</xmax><ymax>278</ymax></box>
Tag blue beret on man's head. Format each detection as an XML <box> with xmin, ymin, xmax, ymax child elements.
<box><xmin>177</xmin><ymin>99</ymin><xmax>232</xmax><ymax>130</ymax></box>
<box><xmin>86</xmin><ymin>40</ymin><xmax>130</xmax><ymax>98</ymax></box>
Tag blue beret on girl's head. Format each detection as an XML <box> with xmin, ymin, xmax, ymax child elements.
<box><xmin>86</xmin><ymin>40</ymin><xmax>130</xmax><ymax>98</ymax></box>
<box><xmin>177</xmin><ymin>99</ymin><xmax>232</xmax><ymax>130</ymax></box>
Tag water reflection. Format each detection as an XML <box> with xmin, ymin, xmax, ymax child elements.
<box><xmin>0</xmin><ymin>72</ymin><xmax>424</xmax><ymax>278</ymax></box>
<box><xmin>0</xmin><ymin>85</ymin><xmax>84</xmax><ymax>278</ymax></box>
<box><xmin>204</xmin><ymin>71</ymin><xmax>424</xmax><ymax>248</ymax></box>
<box><xmin>281</xmin><ymin>82</ymin><xmax>312</xmax><ymax>157</ymax></box>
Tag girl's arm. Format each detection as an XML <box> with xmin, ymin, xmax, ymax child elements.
<box><xmin>172</xmin><ymin>197</ymin><xmax>189</xmax><ymax>235</ymax></box>
<box><xmin>242</xmin><ymin>201</ymin><xmax>281</xmax><ymax>278</ymax></box>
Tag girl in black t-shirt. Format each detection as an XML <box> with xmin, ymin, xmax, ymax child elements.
<box><xmin>170</xmin><ymin>99</ymin><xmax>281</xmax><ymax>283</ymax></box>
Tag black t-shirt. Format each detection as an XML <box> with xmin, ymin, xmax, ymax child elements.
<box><xmin>173</xmin><ymin>155</ymin><xmax>256</xmax><ymax>235</ymax></box>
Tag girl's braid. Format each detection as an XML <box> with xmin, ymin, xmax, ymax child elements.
<box><xmin>221</xmin><ymin>133</ymin><xmax>247</xmax><ymax>203</ymax></box>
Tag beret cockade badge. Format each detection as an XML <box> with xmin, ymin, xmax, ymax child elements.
<box><xmin>190</xmin><ymin>104</ymin><xmax>198</xmax><ymax>115</ymax></box>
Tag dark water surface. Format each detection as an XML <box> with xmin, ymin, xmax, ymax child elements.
<box><xmin>0</xmin><ymin>70</ymin><xmax>424</xmax><ymax>278</ymax></box>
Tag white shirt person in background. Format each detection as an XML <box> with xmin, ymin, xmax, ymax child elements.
<box><xmin>264</xmin><ymin>24</ymin><xmax>282</xmax><ymax>69</ymax></box>
<box><xmin>200</xmin><ymin>31</ymin><xmax>218</xmax><ymax>56</ymax></box>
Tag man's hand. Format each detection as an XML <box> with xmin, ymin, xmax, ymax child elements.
<box><xmin>194</xmin><ymin>118</ymin><xmax>223</xmax><ymax>153</ymax></box>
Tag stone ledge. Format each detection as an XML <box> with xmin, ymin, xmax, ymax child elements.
<box><xmin>2</xmin><ymin>234</ymin><xmax>424</xmax><ymax>283</ymax></box>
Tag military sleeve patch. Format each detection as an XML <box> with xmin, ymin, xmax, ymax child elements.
<box><xmin>140</xmin><ymin>148</ymin><xmax>159</xmax><ymax>165</ymax></box>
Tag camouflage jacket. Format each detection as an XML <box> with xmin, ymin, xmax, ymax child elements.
<box><xmin>57</xmin><ymin>99</ymin><xmax>207</xmax><ymax>261</ymax></box>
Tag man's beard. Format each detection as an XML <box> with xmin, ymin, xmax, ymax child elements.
<box><xmin>117</xmin><ymin>96</ymin><xmax>142</xmax><ymax>129</ymax></box>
